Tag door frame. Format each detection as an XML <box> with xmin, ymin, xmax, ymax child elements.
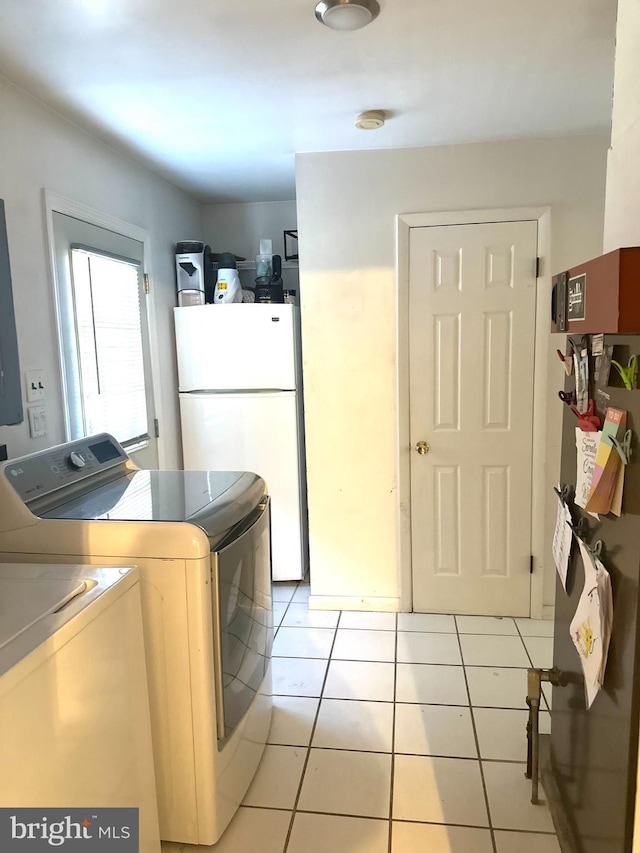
<box><xmin>43</xmin><ymin>190</ymin><xmax>167</xmax><ymax>468</ymax></box>
<box><xmin>396</xmin><ymin>207</ymin><xmax>552</xmax><ymax>619</ymax></box>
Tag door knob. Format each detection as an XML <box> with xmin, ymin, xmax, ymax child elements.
<box><xmin>415</xmin><ymin>441</ymin><xmax>430</xmax><ymax>455</ymax></box>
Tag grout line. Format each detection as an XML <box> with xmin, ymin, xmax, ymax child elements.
<box><xmin>281</xmin><ymin>609</ymin><xmax>341</xmax><ymax>852</ymax></box>
<box><xmin>454</xmin><ymin>615</ymin><xmax>498</xmax><ymax>853</ymax></box>
<box><xmin>275</xmin><ymin>651</ymin><xmax>540</xmax><ymax>669</ymax></box>
<box><xmin>387</xmin><ymin>612</ymin><xmax>398</xmax><ymax>853</ymax></box>
<box><xmin>273</xmin><ymin>595</ymin><xmax>296</xmax><ymax>639</ymax></box>
<box><xmin>273</xmin><ymin>653</ymin><xmax>539</xmax><ymax>668</ymax></box>
<box><xmin>513</xmin><ymin>620</ymin><xmax>536</xmax><ymax>669</ymax></box>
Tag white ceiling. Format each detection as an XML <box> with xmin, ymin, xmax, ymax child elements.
<box><xmin>0</xmin><ymin>0</ymin><xmax>616</xmax><ymax>203</ymax></box>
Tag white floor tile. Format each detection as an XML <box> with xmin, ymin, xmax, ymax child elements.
<box><xmin>288</xmin><ymin>812</ymin><xmax>389</xmax><ymax>853</ymax></box>
<box><xmin>324</xmin><ymin>659</ymin><xmax>395</xmax><ymax>702</ymax></box>
<box><xmin>203</xmin><ymin>806</ymin><xmax>291</xmax><ymax>853</ymax></box>
<box><xmin>298</xmin><ymin>748</ymin><xmax>392</xmax><ymax>818</ymax></box>
<box><xmin>483</xmin><ymin>761</ymin><xmax>555</xmax><ymax>832</ymax></box>
<box><xmin>397</xmin><ymin>613</ymin><xmax>456</xmax><ymax>633</ymax></box>
<box><xmin>494</xmin><ymin>830</ymin><xmax>561</xmax><ymax>853</ymax></box>
<box><xmin>394</xmin><ymin>703</ymin><xmax>477</xmax><ymax>758</ymax></box>
<box><xmin>466</xmin><ymin>666</ymin><xmax>529</xmax><ymax>709</ymax></box>
<box><xmin>393</xmin><ymin>755</ymin><xmax>489</xmax><ymax>826</ymax></box>
<box><xmin>456</xmin><ymin>615</ymin><xmax>518</xmax><ymax>635</ymax></box>
<box><xmin>272</xmin><ymin>583</ymin><xmax>298</xmax><ymax>602</ymax></box>
<box><xmin>273</xmin><ymin>601</ymin><xmax>288</xmax><ymax>628</ymax></box>
<box><xmin>272</xmin><ymin>626</ymin><xmax>335</xmax><ymax>658</ymax></box>
<box><xmin>392</xmin><ymin>822</ymin><xmax>493</xmax><ymax>853</ymax></box>
<box><xmin>332</xmin><ymin>628</ymin><xmax>396</xmax><ymax>662</ymax></box>
<box><xmin>522</xmin><ymin>636</ymin><xmax>554</xmax><ymax>668</ymax></box>
<box><xmin>282</xmin><ymin>602</ymin><xmax>339</xmax><ymax>629</ymax></box>
<box><xmin>268</xmin><ymin>695</ymin><xmax>319</xmax><ymax>746</ymax></box>
<box><xmin>474</xmin><ymin>708</ymin><xmax>550</xmax><ymax>761</ymax></box>
<box><xmin>515</xmin><ymin>618</ymin><xmax>555</xmax><ymax>637</ymax></box>
<box><xmin>395</xmin><ymin>663</ymin><xmax>468</xmax><ymax>705</ymax></box>
<box><xmin>397</xmin><ymin>631</ymin><xmax>462</xmax><ymax>665</ymax></box>
<box><xmin>340</xmin><ymin>611</ymin><xmax>396</xmax><ymax>631</ymax></box>
<box><xmin>272</xmin><ymin>656</ymin><xmax>328</xmax><ymax>697</ymax></box>
<box><xmin>243</xmin><ymin>745</ymin><xmax>307</xmax><ymax>809</ymax></box>
<box><xmin>460</xmin><ymin>634</ymin><xmax>530</xmax><ymax>668</ymax></box>
<box><xmin>313</xmin><ymin>698</ymin><xmax>394</xmax><ymax>752</ymax></box>
<box><xmin>293</xmin><ymin>584</ymin><xmax>311</xmax><ymax>602</ymax></box>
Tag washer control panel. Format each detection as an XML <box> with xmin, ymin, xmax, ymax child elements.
<box><xmin>3</xmin><ymin>434</ymin><xmax>129</xmax><ymax>503</ymax></box>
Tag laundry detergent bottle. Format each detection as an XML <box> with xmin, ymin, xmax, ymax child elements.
<box><xmin>214</xmin><ymin>252</ymin><xmax>243</xmax><ymax>303</ymax></box>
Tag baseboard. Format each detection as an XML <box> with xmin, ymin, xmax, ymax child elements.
<box><xmin>542</xmin><ymin>605</ymin><xmax>555</xmax><ymax>621</ymax></box>
<box><xmin>308</xmin><ymin>595</ymin><xmax>401</xmax><ymax>613</ymax></box>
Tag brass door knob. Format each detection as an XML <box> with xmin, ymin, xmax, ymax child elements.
<box><xmin>415</xmin><ymin>441</ymin><xmax>430</xmax><ymax>455</ymax></box>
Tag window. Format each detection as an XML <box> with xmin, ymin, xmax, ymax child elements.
<box><xmin>50</xmin><ymin>208</ymin><xmax>158</xmax><ymax>468</ymax></box>
<box><xmin>69</xmin><ymin>247</ymin><xmax>148</xmax><ymax>447</ymax></box>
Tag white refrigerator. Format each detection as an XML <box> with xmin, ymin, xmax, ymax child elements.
<box><xmin>174</xmin><ymin>303</ymin><xmax>308</xmax><ymax>581</ymax></box>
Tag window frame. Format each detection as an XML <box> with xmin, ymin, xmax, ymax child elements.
<box><xmin>44</xmin><ymin>191</ymin><xmax>166</xmax><ymax>468</ymax></box>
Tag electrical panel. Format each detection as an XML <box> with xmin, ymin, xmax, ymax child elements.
<box><xmin>0</xmin><ymin>199</ymin><xmax>23</xmax><ymax>426</ymax></box>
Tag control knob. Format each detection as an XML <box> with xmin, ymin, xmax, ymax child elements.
<box><xmin>68</xmin><ymin>451</ymin><xmax>86</xmax><ymax>470</ymax></box>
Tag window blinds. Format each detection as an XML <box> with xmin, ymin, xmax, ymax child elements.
<box><xmin>70</xmin><ymin>248</ymin><xmax>149</xmax><ymax>447</ymax></box>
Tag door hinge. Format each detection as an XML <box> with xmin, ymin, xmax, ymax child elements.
<box><xmin>154</xmin><ymin>418</ymin><xmax>160</xmax><ymax>438</ymax></box>
<box><xmin>143</xmin><ymin>273</ymin><xmax>150</xmax><ymax>294</ymax></box>
<box><xmin>530</xmin><ymin>555</ymin><xmax>534</xmax><ymax>575</ymax></box>
<box><xmin>535</xmin><ymin>257</ymin><xmax>541</xmax><ymax>278</ymax></box>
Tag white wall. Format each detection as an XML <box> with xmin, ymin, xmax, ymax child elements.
<box><xmin>0</xmin><ymin>78</ymin><xmax>202</xmax><ymax>466</ymax></box>
<box><xmin>603</xmin><ymin>0</ymin><xmax>640</xmax><ymax>250</ymax></box>
<box><xmin>296</xmin><ymin>136</ymin><xmax>608</xmax><ymax>609</ymax></box>
<box><xmin>202</xmin><ymin>200</ymin><xmax>297</xmax><ymax>260</ymax></box>
<box><xmin>202</xmin><ymin>200</ymin><xmax>299</xmax><ymax>295</ymax></box>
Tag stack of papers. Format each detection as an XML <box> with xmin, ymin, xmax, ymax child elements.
<box><xmin>569</xmin><ymin>540</ymin><xmax>613</xmax><ymax>709</ymax></box>
<box><xmin>575</xmin><ymin>429</ymin><xmax>601</xmax><ymax>510</ymax></box>
<box><xmin>552</xmin><ymin>490</ymin><xmax>573</xmax><ymax>590</ymax></box>
<box><xmin>585</xmin><ymin>408</ymin><xmax>627</xmax><ymax>515</ymax></box>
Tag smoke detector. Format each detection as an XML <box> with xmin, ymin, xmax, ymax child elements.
<box><xmin>355</xmin><ymin>110</ymin><xmax>385</xmax><ymax>130</ymax></box>
<box><xmin>315</xmin><ymin>0</ymin><xmax>380</xmax><ymax>31</ymax></box>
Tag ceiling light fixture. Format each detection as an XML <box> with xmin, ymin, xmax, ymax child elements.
<box><xmin>355</xmin><ymin>110</ymin><xmax>385</xmax><ymax>130</ymax></box>
<box><xmin>315</xmin><ymin>0</ymin><xmax>380</xmax><ymax>31</ymax></box>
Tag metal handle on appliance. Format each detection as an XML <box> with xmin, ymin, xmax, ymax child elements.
<box><xmin>415</xmin><ymin>441</ymin><xmax>430</xmax><ymax>455</ymax></box>
<box><xmin>211</xmin><ymin>497</ymin><xmax>271</xmax><ymax>742</ymax></box>
<box><xmin>210</xmin><ymin>551</ymin><xmax>227</xmax><ymax>741</ymax></box>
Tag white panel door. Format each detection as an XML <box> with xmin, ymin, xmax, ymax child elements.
<box><xmin>174</xmin><ymin>304</ymin><xmax>297</xmax><ymax>392</ymax></box>
<box><xmin>410</xmin><ymin>220</ymin><xmax>537</xmax><ymax>616</ymax></box>
<box><xmin>180</xmin><ymin>391</ymin><xmax>304</xmax><ymax>581</ymax></box>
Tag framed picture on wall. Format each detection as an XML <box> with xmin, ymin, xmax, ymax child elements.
<box><xmin>284</xmin><ymin>230</ymin><xmax>298</xmax><ymax>261</ymax></box>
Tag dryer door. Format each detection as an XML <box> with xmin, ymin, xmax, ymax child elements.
<box><xmin>211</xmin><ymin>497</ymin><xmax>272</xmax><ymax>740</ymax></box>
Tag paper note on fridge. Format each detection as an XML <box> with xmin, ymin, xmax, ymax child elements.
<box><xmin>575</xmin><ymin>429</ymin><xmax>602</xmax><ymax>510</ymax></box>
<box><xmin>570</xmin><ymin>540</ymin><xmax>613</xmax><ymax>709</ymax></box>
<box><xmin>552</xmin><ymin>492</ymin><xmax>573</xmax><ymax>591</ymax></box>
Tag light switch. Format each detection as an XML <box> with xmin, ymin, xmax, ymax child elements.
<box><xmin>25</xmin><ymin>369</ymin><xmax>46</xmax><ymax>402</ymax></box>
<box><xmin>28</xmin><ymin>405</ymin><xmax>47</xmax><ymax>438</ymax></box>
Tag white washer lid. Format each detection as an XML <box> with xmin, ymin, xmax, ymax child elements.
<box><xmin>0</xmin><ymin>577</ymin><xmax>87</xmax><ymax>650</ymax></box>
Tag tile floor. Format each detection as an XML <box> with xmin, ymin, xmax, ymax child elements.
<box><xmin>162</xmin><ymin>578</ymin><xmax>559</xmax><ymax>853</ymax></box>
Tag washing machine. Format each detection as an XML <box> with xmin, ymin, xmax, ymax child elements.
<box><xmin>0</xmin><ymin>563</ymin><xmax>161</xmax><ymax>853</ymax></box>
<box><xmin>0</xmin><ymin>434</ymin><xmax>273</xmax><ymax>846</ymax></box>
